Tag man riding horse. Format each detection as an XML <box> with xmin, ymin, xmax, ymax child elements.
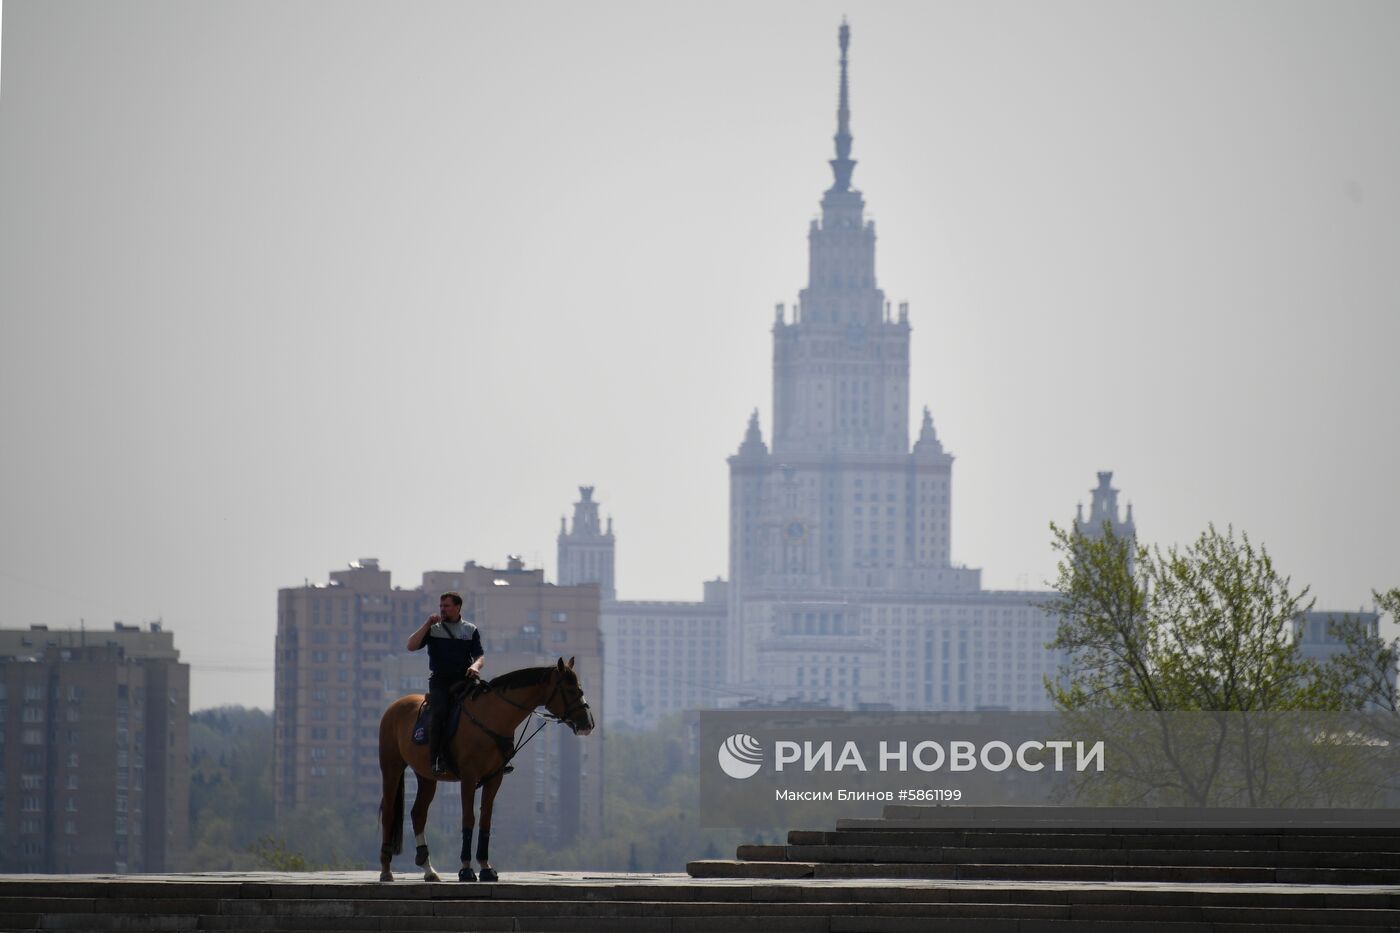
<box><xmin>378</xmin><ymin>656</ymin><xmax>595</xmax><ymax>883</ymax></box>
<box><xmin>406</xmin><ymin>591</ymin><xmax>483</xmax><ymax>776</ymax></box>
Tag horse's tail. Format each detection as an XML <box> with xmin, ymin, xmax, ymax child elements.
<box><xmin>383</xmin><ymin>768</ymin><xmax>405</xmax><ymax>856</ymax></box>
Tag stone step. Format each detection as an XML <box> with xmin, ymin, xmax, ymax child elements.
<box><xmin>871</xmin><ymin>805</ymin><xmax>1400</xmax><ymax>829</ymax></box>
<box><xmin>831</xmin><ymin>924</ymin><xmax>1399</xmax><ymax>933</ymax></box>
<box><xmin>9</xmin><ymin>885</ymin><xmax>1400</xmax><ymax>911</ymax></box>
<box><xmin>737</xmin><ymin>845</ymin><xmax>790</xmax><ymax>861</ymax></box>
<box><xmin>8</xmin><ymin>902</ymin><xmax>1400</xmax><ymax>924</ymax></box>
<box><xmin>7</xmin><ymin>902</ymin><xmax>1400</xmax><ymax>933</ymax></box>
<box><xmin>9</xmin><ymin>878</ymin><xmax>1400</xmax><ymax>907</ymax></box>
<box><xmin>792</xmin><ymin>829</ymin><xmax>1400</xmax><ymax>852</ymax></box>
<box><xmin>7</xmin><ymin>876</ymin><xmax>1400</xmax><ymax>933</ymax></box>
<box><xmin>838</xmin><ymin>817</ymin><xmax>1400</xmax><ymax>834</ymax></box>
<box><xmin>747</xmin><ymin>843</ymin><xmax>1400</xmax><ymax>869</ymax></box>
<box><xmin>688</xmin><ymin>859</ymin><xmax>1400</xmax><ymax>885</ymax></box>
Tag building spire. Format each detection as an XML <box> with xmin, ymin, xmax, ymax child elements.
<box><xmin>912</xmin><ymin>406</ymin><xmax>946</xmax><ymax>458</ymax></box>
<box><xmin>829</xmin><ymin>19</ymin><xmax>856</xmax><ymax>192</ymax></box>
<box><xmin>737</xmin><ymin>409</ymin><xmax>769</xmax><ymax>458</ymax></box>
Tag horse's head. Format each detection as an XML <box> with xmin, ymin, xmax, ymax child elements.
<box><xmin>547</xmin><ymin>657</ymin><xmax>594</xmax><ymax>736</ymax></box>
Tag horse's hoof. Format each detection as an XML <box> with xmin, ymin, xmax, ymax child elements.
<box><xmin>478</xmin><ymin>868</ymin><xmax>498</xmax><ymax>883</ymax></box>
<box><xmin>379</xmin><ymin>870</ymin><xmax>393</xmax><ymax>882</ymax></box>
<box><xmin>414</xmin><ymin>844</ymin><xmax>430</xmax><ymax>867</ymax></box>
<box><xmin>424</xmin><ymin>871</ymin><xmax>441</xmax><ymax>883</ymax></box>
<box><xmin>458</xmin><ymin>867</ymin><xmax>477</xmax><ymax>882</ymax></box>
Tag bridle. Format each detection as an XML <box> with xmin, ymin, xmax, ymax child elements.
<box><xmin>456</xmin><ymin>669</ymin><xmax>591</xmax><ymax>788</ymax></box>
<box><xmin>492</xmin><ymin>671</ymin><xmax>591</xmax><ymax>731</ymax></box>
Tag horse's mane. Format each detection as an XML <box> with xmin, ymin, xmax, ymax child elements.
<box><xmin>487</xmin><ymin>666</ymin><xmax>556</xmax><ymax>691</ymax></box>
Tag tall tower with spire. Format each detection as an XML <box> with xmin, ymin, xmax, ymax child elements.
<box><xmin>728</xmin><ymin>22</ymin><xmax>970</xmax><ymax>602</ymax></box>
<box><xmin>557</xmin><ymin>486</ymin><xmax>615</xmax><ymax>602</ymax></box>
<box><xmin>1075</xmin><ymin>472</ymin><xmax>1137</xmax><ymax>555</ymax></box>
<box><xmin>773</xmin><ymin>19</ymin><xmax>909</xmax><ymax>458</ymax></box>
<box><xmin>726</xmin><ymin>23</ymin><xmax>980</xmax><ymax>691</ymax></box>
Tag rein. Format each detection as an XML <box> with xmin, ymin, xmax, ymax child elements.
<box><xmin>493</xmin><ymin>676</ymin><xmax>591</xmax><ymax>724</ymax></box>
<box><xmin>460</xmin><ymin>674</ymin><xmax>589</xmax><ymax>787</ymax></box>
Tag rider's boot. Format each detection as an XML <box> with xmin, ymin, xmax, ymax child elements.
<box><xmin>428</xmin><ymin>709</ymin><xmax>449</xmax><ymax>775</ymax></box>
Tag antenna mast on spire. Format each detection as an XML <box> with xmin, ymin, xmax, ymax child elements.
<box><xmin>829</xmin><ymin>19</ymin><xmax>856</xmax><ymax>192</ymax></box>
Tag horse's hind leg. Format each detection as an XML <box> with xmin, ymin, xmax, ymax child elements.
<box><xmin>378</xmin><ymin>750</ymin><xmax>406</xmax><ymax>882</ymax></box>
<box><xmin>411</xmin><ymin>773</ymin><xmax>441</xmax><ymax>882</ymax></box>
<box><xmin>475</xmin><ymin>771</ymin><xmax>505</xmax><ymax>882</ymax></box>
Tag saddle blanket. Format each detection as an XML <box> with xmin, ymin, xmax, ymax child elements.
<box><xmin>412</xmin><ymin>695</ymin><xmax>464</xmax><ymax>746</ymax></box>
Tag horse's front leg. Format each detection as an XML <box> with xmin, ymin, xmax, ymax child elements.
<box><xmin>411</xmin><ymin>773</ymin><xmax>440</xmax><ymax>882</ymax></box>
<box><xmin>458</xmin><ymin>777</ymin><xmax>479</xmax><ymax>882</ymax></box>
<box><xmin>476</xmin><ymin>771</ymin><xmax>505</xmax><ymax>882</ymax></box>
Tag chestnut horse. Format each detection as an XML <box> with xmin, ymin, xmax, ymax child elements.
<box><xmin>377</xmin><ymin>657</ymin><xmax>594</xmax><ymax>882</ymax></box>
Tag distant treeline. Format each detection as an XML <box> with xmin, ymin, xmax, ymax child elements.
<box><xmin>185</xmin><ymin>707</ymin><xmax>752</xmax><ymax>872</ymax></box>
<box><xmin>186</xmin><ymin>707</ymin><xmax>361</xmax><ymax>870</ymax></box>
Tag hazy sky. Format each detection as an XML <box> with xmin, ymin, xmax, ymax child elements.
<box><xmin>2</xmin><ymin>2</ymin><xmax>1397</xmax><ymax>711</ymax></box>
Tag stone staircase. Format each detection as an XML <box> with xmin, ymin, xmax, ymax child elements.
<box><xmin>5</xmin><ymin>808</ymin><xmax>1400</xmax><ymax>933</ymax></box>
<box><xmin>679</xmin><ymin>805</ymin><xmax>1400</xmax><ymax>930</ymax></box>
<box><xmin>0</xmin><ymin>874</ymin><xmax>1394</xmax><ymax>930</ymax></box>
<box><xmin>2</xmin><ymin>870</ymin><xmax>1400</xmax><ymax>932</ymax></box>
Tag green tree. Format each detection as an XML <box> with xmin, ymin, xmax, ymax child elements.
<box><xmin>1321</xmin><ymin>588</ymin><xmax>1400</xmax><ymax>714</ymax></box>
<box><xmin>1041</xmin><ymin>524</ymin><xmax>1400</xmax><ymax>808</ymax></box>
<box><xmin>184</xmin><ymin>707</ymin><xmax>277</xmax><ymax>870</ymax></box>
<box><xmin>184</xmin><ymin>706</ymin><xmax>373</xmax><ymax>871</ymax></box>
<box><xmin>256</xmin><ymin>795</ymin><xmax>369</xmax><ymax>870</ymax></box>
<box><xmin>1044</xmin><ymin>522</ymin><xmax>1336</xmax><ymax>711</ymax></box>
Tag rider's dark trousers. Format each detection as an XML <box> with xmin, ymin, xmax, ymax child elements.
<box><xmin>427</xmin><ymin>676</ymin><xmax>463</xmax><ymax>769</ymax></box>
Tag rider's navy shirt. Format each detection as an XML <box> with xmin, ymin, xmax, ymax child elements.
<box><xmin>426</xmin><ymin>619</ymin><xmax>483</xmax><ymax>686</ymax></box>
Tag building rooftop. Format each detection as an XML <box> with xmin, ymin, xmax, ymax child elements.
<box><xmin>0</xmin><ymin>623</ymin><xmax>180</xmax><ymax>661</ymax></box>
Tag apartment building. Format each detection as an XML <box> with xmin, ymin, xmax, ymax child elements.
<box><xmin>0</xmin><ymin>624</ymin><xmax>190</xmax><ymax>873</ymax></box>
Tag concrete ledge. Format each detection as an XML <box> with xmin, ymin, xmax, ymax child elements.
<box><xmin>686</xmin><ymin>861</ymin><xmax>816</xmax><ymax>880</ymax></box>
<box><xmin>773</xmin><ymin>844</ymin><xmax>1400</xmax><ymax>869</ymax></box>
<box><xmin>736</xmin><ymin>845</ymin><xmax>788</xmax><ymax>862</ymax></box>
<box><xmin>873</xmin><ymin>806</ymin><xmax>1400</xmax><ymax>829</ymax></box>
<box><xmin>794</xmin><ymin>829</ymin><xmax>1400</xmax><ymax>852</ymax></box>
<box><xmin>3</xmin><ymin>873</ymin><xmax>1400</xmax><ymax>933</ymax></box>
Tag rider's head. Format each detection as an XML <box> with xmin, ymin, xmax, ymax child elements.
<box><xmin>439</xmin><ymin>591</ymin><xmax>464</xmax><ymax>622</ymax></box>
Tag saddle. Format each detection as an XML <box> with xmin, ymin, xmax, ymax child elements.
<box><xmin>411</xmin><ymin>679</ymin><xmax>486</xmax><ymax>746</ymax></box>
<box><xmin>411</xmin><ymin>679</ymin><xmax>516</xmax><ymax>785</ymax></box>
<box><xmin>412</xmin><ymin>697</ymin><xmax>455</xmax><ymax>746</ymax></box>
